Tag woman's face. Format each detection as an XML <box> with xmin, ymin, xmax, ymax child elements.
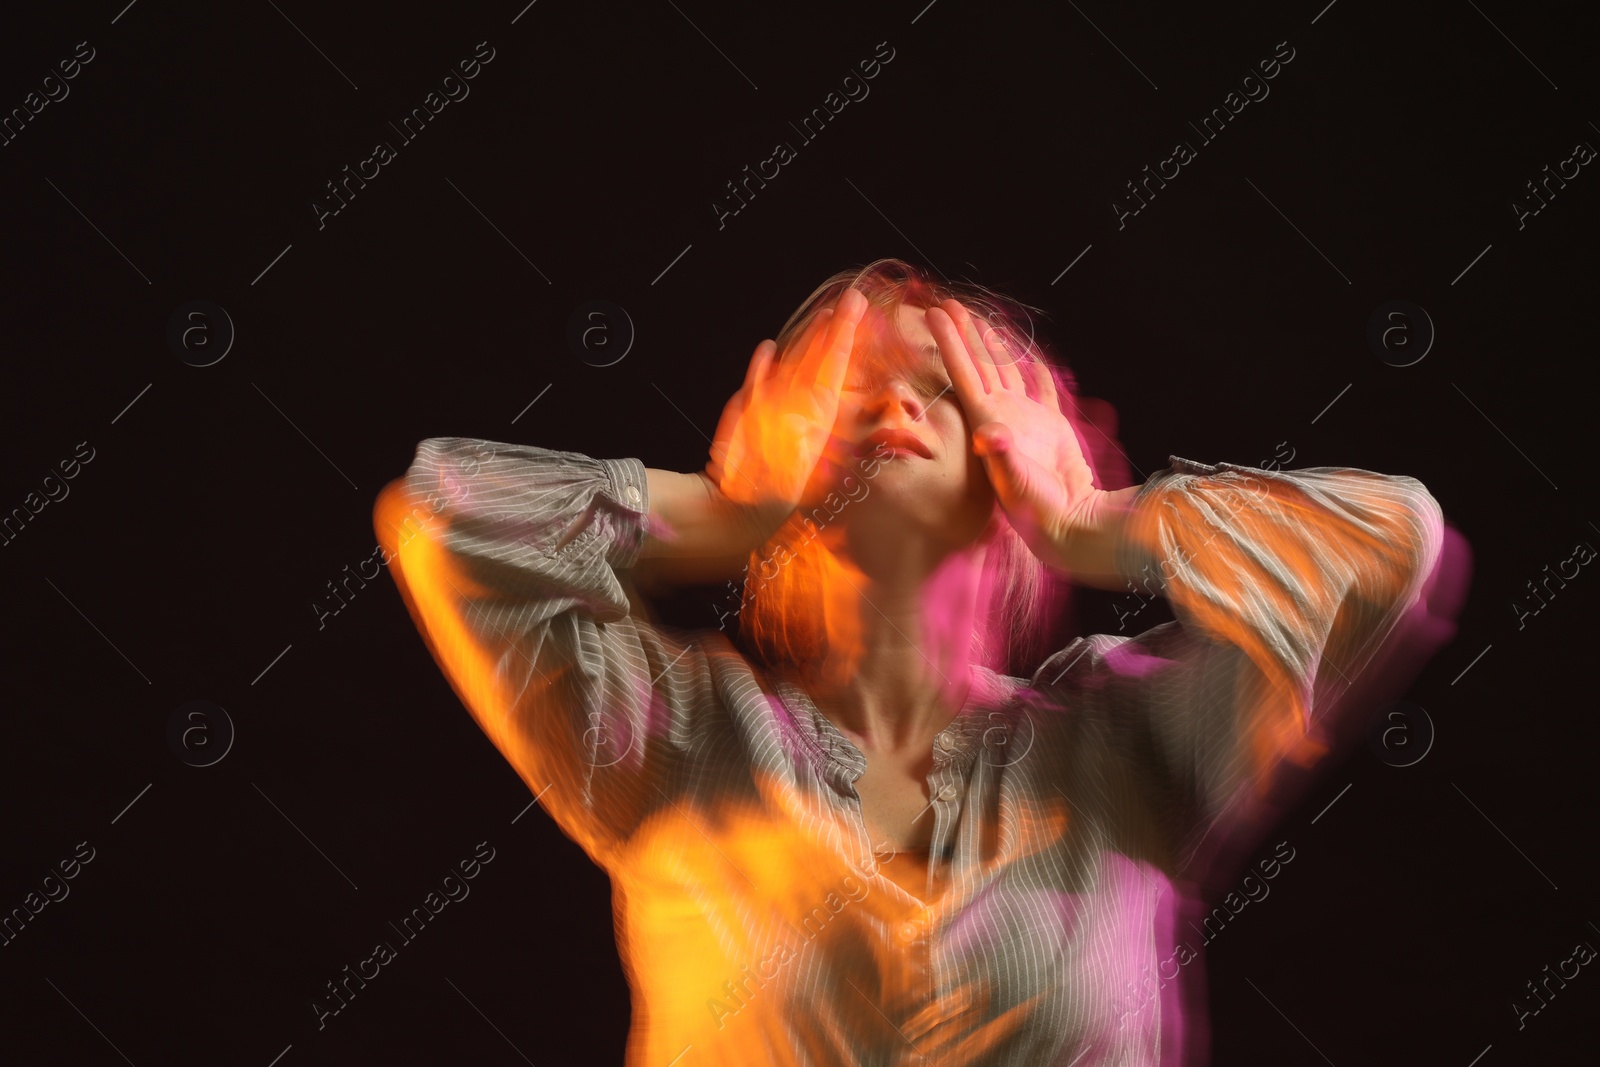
<box><xmin>802</xmin><ymin>301</ymin><xmax>999</xmax><ymax>546</ymax></box>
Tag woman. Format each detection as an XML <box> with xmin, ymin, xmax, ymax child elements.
<box><xmin>373</xmin><ymin>259</ymin><xmax>1447</xmax><ymax>1065</ymax></box>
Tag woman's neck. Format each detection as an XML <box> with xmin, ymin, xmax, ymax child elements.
<box><xmin>802</xmin><ymin>534</ymin><xmax>990</xmax><ymax>755</ymax></box>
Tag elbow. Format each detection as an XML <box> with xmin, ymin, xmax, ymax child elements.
<box><xmin>1398</xmin><ymin>478</ymin><xmax>1447</xmax><ymax>604</ymax></box>
<box><xmin>403</xmin><ymin>436</ymin><xmax>511</xmax><ymax>520</ymax></box>
<box><xmin>1396</xmin><ymin>480</ymin><xmax>1470</xmax><ymax>642</ymax></box>
<box><xmin>1354</xmin><ymin>476</ymin><xmax>1465</xmax><ymax>655</ymax></box>
<box><xmin>1345</xmin><ymin>473</ymin><xmax>1447</xmax><ymax>610</ymax></box>
<box><xmin>374</xmin><ymin>439</ymin><xmax>472</xmax><ymax>559</ymax></box>
<box><xmin>409</xmin><ymin>437</ymin><xmax>472</xmax><ymax>495</ymax></box>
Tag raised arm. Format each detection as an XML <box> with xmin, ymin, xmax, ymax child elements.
<box><xmin>374</xmin><ymin>438</ymin><xmax>712</xmax><ymax>863</ymax></box>
<box><xmin>1034</xmin><ymin>455</ymin><xmax>1449</xmax><ymax>877</ymax></box>
<box><xmin>919</xmin><ymin>300</ymin><xmax>1453</xmax><ymax>874</ymax></box>
<box><xmin>373</xmin><ymin>292</ymin><xmax>869</xmax><ymax>863</ymax></box>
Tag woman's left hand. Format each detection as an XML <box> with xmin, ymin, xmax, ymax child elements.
<box><xmin>925</xmin><ymin>300</ymin><xmax>1110</xmax><ymax>571</ymax></box>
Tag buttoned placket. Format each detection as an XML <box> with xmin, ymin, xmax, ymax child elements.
<box><xmin>775</xmin><ymin>679</ymin><xmax>989</xmax><ymax>935</ymax></box>
<box><xmin>774</xmin><ymin>677</ymin><xmax>1002</xmax><ymax>1037</ymax></box>
<box><xmin>924</xmin><ymin>723</ymin><xmax>975</xmax><ymax>900</ymax></box>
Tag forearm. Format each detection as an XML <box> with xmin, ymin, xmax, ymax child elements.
<box><xmin>1047</xmin><ymin>484</ymin><xmax>1145</xmax><ymax>591</ymax></box>
<box><xmin>640</xmin><ymin>468</ymin><xmax>786</xmax><ymax>561</ymax></box>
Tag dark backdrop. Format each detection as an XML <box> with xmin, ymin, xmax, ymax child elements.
<box><xmin>2</xmin><ymin>1</ymin><xmax>1595</xmax><ymax>1063</ymax></box>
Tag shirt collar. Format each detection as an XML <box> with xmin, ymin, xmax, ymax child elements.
<box><xmin>774</xmin><ymin>666</ymin><xmax>1013</xmax><ymax>785</ymax></box>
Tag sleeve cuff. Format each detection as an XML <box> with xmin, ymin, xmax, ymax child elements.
<box><xmin>600</xmin><ymin>456</ymin><xmax>649</xmax><ymax>571</ymax></box>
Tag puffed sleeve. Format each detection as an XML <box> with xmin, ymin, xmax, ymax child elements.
<box><xmin>373</xmin><ymin>437</ymin><xmax>717</xmax><ymax>866</ymax></box>
<box><xmin>1033</xmin><ymin>455</ymin><xmax>1445</xmax><ymax>876</ymax></box>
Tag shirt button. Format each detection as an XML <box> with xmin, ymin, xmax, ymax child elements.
<box><xmin>624</xmin><ymin>484</ymin><xmax>642</xmax><ymax>507</ymax></box>
<box><xmin>937</xmin><ymin>784</ymin><xmax>958</xmax><ymax>801</ymax></box>
<box><xmin>899</xmin><ymin>922</ymin><xmax>919</xmax><ymax>942</ymax></box>
<box><xmin>936</xmin><ymin>734</ymin><xmax>955</xmax><ymax>753</ymax></box>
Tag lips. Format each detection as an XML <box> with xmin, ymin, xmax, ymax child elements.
<box><xmin>856</xmin><ymin>427</ymin><xmax>932</xmax><ymax>459</ymax></box>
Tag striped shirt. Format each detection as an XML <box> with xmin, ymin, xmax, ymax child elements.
<box><xmin>375</xmin><ymin>438</ymin><xmax>1444</xmax><ymax>1066</ymax></box>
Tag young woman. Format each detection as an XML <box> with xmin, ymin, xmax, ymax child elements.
<box><xmin>373</xmin><ymin>259</ymin><xmax>1448</xmax><ymax>1065</ymax></box>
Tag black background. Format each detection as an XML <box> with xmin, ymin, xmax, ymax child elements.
<box><xmin>2</xmin><ymin>0</ymin><xmax>1596</xmax><ymax>1064</ymax></box>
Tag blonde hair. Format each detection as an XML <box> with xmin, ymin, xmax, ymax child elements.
<box><xmin>733</xmin><ymin>258</ymin><xmax>1089</xmax><ymax>679</ymax></box>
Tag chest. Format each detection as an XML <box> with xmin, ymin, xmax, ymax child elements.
<box><xmin>852</xmin><ymin>754</ymin><xmax>937</xmax><ymax>848</ymax></box>
<box><xmin>851</xmin><ymin>754</ymin><xmax>940</xmax><ymax>897</ymax></box>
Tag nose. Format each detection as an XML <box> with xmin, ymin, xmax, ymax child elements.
<box><xmin>862</xmin><ymin>377</ymin><xmax>925</xmax><ymax>422</ymax></box>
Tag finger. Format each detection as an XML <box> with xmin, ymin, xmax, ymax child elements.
<box><xmin>1014</xmin><ymin>354</ymin><xmax>1038</xmax><ymax>401</ymax></box>
<box><xmin>938</xmin><ymin>300</ymin><xmax>1001</xmax><ymax>392</ymax></box>
<box><xmin>1024</xmin><ymin>358</ymin><xmax>1057</xmax><ymax>409</ymax></box>
<box><xmin>781</xmin><ymin>309</ymin><xmax>831</xmax><ymax>368</ymax></box>
<box><xmin>710</xmin><ymin>386</ymin><xmax>748</xmax><ymax>447</ymax></box>
<box><xmin>925</xmin><ymin>306</ymin><xmax>987</xmax><ymax>411</ymax></box>
<box><xmin>957</xmin><ymin>306</ymin><xmax>1023</xmax><ymax>391</ymax></box>
<box><xmin>796</xmin><ymin>287</ymin><xmax>866</xmax><ymax>392</ymax></box>
<box><xmin>744</xmin><ymin>339</ymin><xmax>777</xmax><ymax>392</ymax></box>
<box><xmin>985</xmin><ymin>323</ymin><xmax>1027</xmax><ymax>391</ymax></box>
<box><xmin>769</xmin><ymin>308</ymin><xmax>831</xmax><ymax>394</ymax></box>
<box><xmin>713</xmin><ymin>341</ymin><xmax>773</xmax><ymax>464</ymax></box>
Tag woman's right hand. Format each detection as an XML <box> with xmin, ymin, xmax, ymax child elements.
<box><xmin>702</xmin><ymin>288</ymin><xmax>868</xmax><ymax>531</ymax></box>
<box><xmin>634</xmin><ymin>289</ymin><xmax>866</xmax><ymax>584</ymax></box>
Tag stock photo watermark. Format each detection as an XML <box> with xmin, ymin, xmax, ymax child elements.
<box><xmin>1</xmin><ymin>440</ymin><xmax>96</xmax><ymax>550</ymax></box>
<box><xmin>713</xmin><ymin>41</ymin><xmax>896</xmax><ymax>230</ymax></box>
<box><xmin>979</xmin><ymin>703</ymin><xmax>1036</xmax><ymax>768</ymax></box>
<box><xmin>712</xmin><ymin>441</ymin><xmax>898</xmax><ymax>631</ymax></box>
<box><xmin>1110</xmin><ymin>445</ymin><xmax>1291</xmax><ymax>631</ymax></box>
<box><xmin>166</xmin><ymin>300</ymin><xmax>235</xmax><ymax>367</ymax></box>
<box><xmin>706</xmin><ymin>837</ymin><xmax>899</xmax><ymax>1030</ymax></box>
<box><xmin>1510</xmin><ymin>535</ymin><xmax>1594</xmax><ymax>631</ymax></box>
<box><xmin>567</xmin><ymin>300</ymin><xmax>635</xmax><ymax>367</ymax></box>
<box><xmin>0</xmin><ymin>840</ymin><xmax>96</xmax><ymax>949</ymax></box>
<box><xmin>0</xmin><ymin>40</ymin><xmax>97</xmax><ymax>149</ymax></box>
<box><xmin>1367</xmin><ymin>699</ymin><xmax>1435</xmax><ymax>768</ymax></box>
<box><xmin>1511</xmin><ymin>935</ymin><xmax>1595</xmax><ymax>1030</ymax></box>
<box><xmin>1113</xmin><ymin>40</ymin><xmax>1296</xmax><ymax>230</ymax></box>
<box><xmin>1511</xmin><ymin>138</ymin><xmax>1594</xmax><ymax>231</ymax></box>
<box><xmin>316</xmin><ymin>438</ymin><xmax>513</xmax><ymax>630</ymax></box>
<box><xmin>1366</xmin><ymin>300</ymin><xmax>1434</xmax><ymax>367</ymax></box>
<box><xmin>312</xmin><ymin>41</ymin><xmax>497</xmax><ymax>230</ymax></box>
<box><xmin>311</xmin><ymin>840</ymin><xmax>497</xmax><ymax>1030</ymax></box>
<box><xmin>1114</xmin><ymin>839</ymin><xmax>1297</xmax><ymax>1029</ymax></box>
<box><xmin>166</xmin><ymin>699</ymin><xmax>236</xmax><ymax>767</ymax></box>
